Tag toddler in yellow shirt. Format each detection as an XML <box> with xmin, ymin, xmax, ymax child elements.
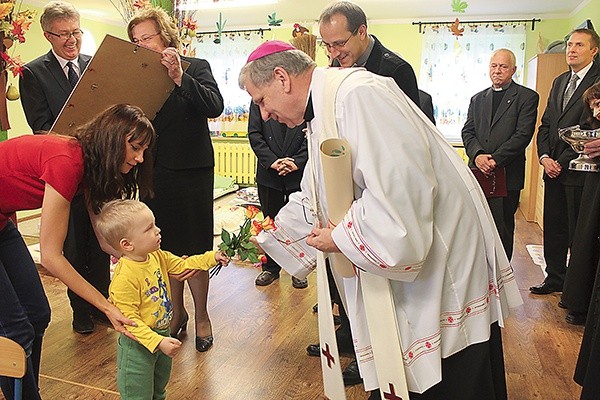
<box><xmin>96</xmin><ymin>199</ymin><xmax>229</xmax><ymax>400</ymax></box>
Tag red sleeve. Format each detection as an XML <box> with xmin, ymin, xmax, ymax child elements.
<box><xmin>40</xmin><ymin>143</ymin><xmax>84</xmax><ymax>201</ymax></box>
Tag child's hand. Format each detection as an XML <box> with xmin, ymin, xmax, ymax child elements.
<box><xmin>158</xmin><ymin>337</ymin><xmax>182</xmax><ymax>357</ymax></box>
<box><xmin>215</xmin><ymin>251</ymin><xmax>230</xmax><ymax>266</ymax></box>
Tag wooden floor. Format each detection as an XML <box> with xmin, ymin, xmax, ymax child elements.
<box><xmin>3</xmin><ymin>208</ymin><xmax>585</xmax><ymax>399</ymax></box>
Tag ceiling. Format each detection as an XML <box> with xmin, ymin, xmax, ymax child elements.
<box><xmin>29</xmin><ymin>0</ymin><xmax>588</xmax><ymax>28</ymax></box>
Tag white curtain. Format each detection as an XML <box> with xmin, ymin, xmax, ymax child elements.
<box><xmin>191</xmin><ymin>33</ymin><xmax>264</xmax><ymax>136</ymax></box>
<box><xmin>419</xmin><ymin>23</ymin><xmax>527</xmax><ymax>143</ymax></box>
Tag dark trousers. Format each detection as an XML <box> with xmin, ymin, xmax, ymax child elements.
<box><xmin>562</xmin><ymin>173</ymin><xmax>600</xmax><ymax>314</ymax></box>
<box><xmin>63</xmin><ymin>195</ymin><xmax>110</xmax><ymax>317</ymax></box>
<box><xmin>257</xmin><ymin>184</ymin><xmax>294</xmax><ymax>275</ymax></box>
<box><xmin>0</xmin><ymin>221</ymin><xmax>51</xmax><ymax>400</ymax></box>
<box><xmin>542</xmin><ymin>178</ymin><xmax>583</xmax><ymax>287</ymax></box>
<box><xmin>370</xmin><ymin>323</ymin><xmax>506</xmax><ymax>400</ymax></box>
<box><xmin>487</xmin><ymin>190</ymin><xmax>521</xmax><ymax>260</ymax></box>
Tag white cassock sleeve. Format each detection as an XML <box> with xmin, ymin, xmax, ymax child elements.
<box><xmin>255</xmin><ymin>166</ymin><xmax>318</xmax><ymax>279</ymax></box>
<box><xmin>329</xmin><ymin>77</ymin><xmax>438</xmax><ymax>282</ymax></box>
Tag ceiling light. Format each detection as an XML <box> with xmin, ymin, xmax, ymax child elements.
<box><xmin>178</xmin><ymin>0</ymin><xmax>278</xmax><ymax>11</ymax></box>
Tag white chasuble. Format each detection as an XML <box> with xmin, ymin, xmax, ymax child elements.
<box><xmin>257</xmin><ymin>67</ymin><xmax>522</xmax><ymax>395</ymax></box>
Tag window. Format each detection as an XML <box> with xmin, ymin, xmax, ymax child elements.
<box><xmin>419</xmin><ymin>23</ymin><xmax>527</xmax><ymax>143</ymax></box>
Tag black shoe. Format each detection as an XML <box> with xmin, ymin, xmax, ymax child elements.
<box><xmin>73</xmin><ymin>313</ymin><xmax>94</xmax><ymax>334</ymax></box>
<box><xmin>558</xmin><ymin>300</ymin><xmax>567</xmax><ymax>309</ymax></box>
<box><xmin>306</xmin><ymin>338</ymin><xmax>354</xmax><ymax>357</ymax></box>
<box><xmin>292</xmin><ymin>276</ymin><xmax>308</xmax><ymax>289</ymax></box>
<box><xmin>529</xmin><ymin>281</ymin><xmax>562</xmax><ymax>295</ymax></box>
<box><xmin>196</xmin><ymin>335</ymin><xmax>214</xmax><ymax>352</ymax></box>
<box><xmin>368</xmin><ymin>390</ymin><xmax>382</xmax><ymax>400</ymax></box>
<box><xmin>306</xmin><ymin>343</ymin><xmax>321</xmax><ymax>357</ymax></box>
<box><xmin>255</xmin><ymin>271</ymin><xmax>279</xmax><ymax>286</ymax></box>
<box><xmin>566</xmin><ymin>312</ymin><xmax>586</xmax><ymax>325</ymax></box>
<box><xmin>343</xmin><ymin>359</ymin><xmax>363</xmax><ymax>386</ymax></box>
<box><xmin>170</xmin><ymin>312</ymin><xmax>189</xmax><ymax>339</ymax></box>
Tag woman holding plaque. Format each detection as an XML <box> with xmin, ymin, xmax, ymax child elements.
<box><xmin>127</xmin><ymin>7</ymin><xmax>224</xmax><ymax>352</ymax></box>
<box><xmin>0</xmin><ymin>104</ymin><xmax>155</xmax><ymax>400</ymax></box>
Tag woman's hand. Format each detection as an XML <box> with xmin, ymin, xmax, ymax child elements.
<box><xmin>161</xmin><ymin>47</ymin><xmax>183</xmax><ymax>86</ymax></box>
<box><xmin>105</xmin><ymin>303</ymin><xmax>138</xmax><ymax>340</ymax></box>
<box><xmin>584</xmin><ymin>138</ymin><xmax>600</xmax><ymax>159</ymax></box>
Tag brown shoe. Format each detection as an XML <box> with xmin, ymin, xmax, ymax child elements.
<box><xmin>292</xmin><ymin>276</ymin><xmax>308</xmax><ymax>289</ymax></box>
<box><xmin>255</xmin><ymin>271</ymin><xmax>279</xmax><ymax>286</ymax></box>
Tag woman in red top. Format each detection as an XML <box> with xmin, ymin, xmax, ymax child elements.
<box><xmin>0</xmin><ymin>104</ymin><xmax>155</xmax><ymax>400</ymax></box>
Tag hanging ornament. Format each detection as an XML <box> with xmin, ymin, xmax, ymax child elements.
<box><xmin>451</xmin><ymin>0</ymin><xmax>468</xmax><ymax>13</ymax></box>
<box><xmin>267</xmin><ymin>12</ymin><xmax>282</xmax><ymax>26</ymax></box>
<box><xmin>450</xmin><ymin>18</ymin><xmax>464</xmax><ymax>37</ymax></box>
<box><xmin>6</xmin><ymin>84</ymin><xmax>19</xmax><ymax>101</ymax></box>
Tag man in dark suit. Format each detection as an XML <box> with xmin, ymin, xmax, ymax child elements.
<box><xmin>19</xmin><ymin>1</ymin><xmax>101</xmax><ymax>334</ymax></box>
<box><xmin>248</xmin><ymin>102</ymin><xmax>309</xmax><ymax>289</ymax></box>
<box><xmin>462</xmin><ymin>48</ymin><xmax>539</xmax><ymax>260</ymax></box>
<box><xmin>20</xmin><ymin>1</ymin><xmax>91</xmax><ymax>132</ymax></box>
<box><xmin>319</xmin><ymin>1</ymin><xmax>420</xmax><ymax>107</ymax></box>
<box><xmin>311</xmin><ymin>1</ymin><xmax>429</xmax><ymax>389</ymax></box>
<box><xmin>531</xmin><ymin>28</ymin><xmax>600</xmax><ymax>297</ymax></box>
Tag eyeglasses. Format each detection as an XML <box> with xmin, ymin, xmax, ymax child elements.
<box><xmin>46</xmin><ymin>30</ymin><xmax>83</xmax><ymax>40</ymax></box>
<box><xmin>132</xmin><ymin>32</ymin><xmax>160</xmax><ymax>44</ymax></box>
<box><xmin>320</xmin><ymin>28</ymin><xmax>359</xmax><ymax>51</ymax></box>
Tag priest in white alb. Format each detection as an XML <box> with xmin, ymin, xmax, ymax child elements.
<box><xmin>239</xmin><ymin>41</ymin><xmax>522</xmax><ymax>400</ymax></box>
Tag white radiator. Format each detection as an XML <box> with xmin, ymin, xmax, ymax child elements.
<box><xmin>212</xmin><ymin>138</ymin><xmax>257</xmax><ymax>185</ymax></box>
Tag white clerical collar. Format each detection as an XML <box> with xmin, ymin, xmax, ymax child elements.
<box><xmin>491</xmin><ymin>81</ymin><xmax>512</xmax><ymax>91</ymax></box>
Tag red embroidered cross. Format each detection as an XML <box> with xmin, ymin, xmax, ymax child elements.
<box><xmin>383</xmin><ymin>383</ymin><xmax>403</xmax><ymax>400</ymax></box>
<box><xmin>321</xmin><ymin>343</ymin><xmax>335</xmax><ymax>368</ymax></box>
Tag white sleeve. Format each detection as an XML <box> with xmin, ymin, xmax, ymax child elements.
<box><xmin>256</xmin><ymin>178</ymin><xmax>317</xmax><ymax>279</ymax></box>
<box><xmin>330</xmin><ymin>79</ymin><xmax>437</xmax><ymax>282</ymax></box>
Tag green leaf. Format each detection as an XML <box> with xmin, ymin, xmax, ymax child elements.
<box><xmin>247</xmin><ymin>253</ymin><xmax>260</xmax><ymax>263</ymax></box>
<box><xmin>220</xmin><ymin>229</ymin><xmax>231</xmax><ymax>245</ymax></box>
<box><xmin>451</xmin><ymin>0</ymin><xmax>468</xmax><ymax>13</ymax></box>
<box><xmin>242</xmin><ymin>241</ymin><xmax>256</xmax><ymax>250</ymax></box>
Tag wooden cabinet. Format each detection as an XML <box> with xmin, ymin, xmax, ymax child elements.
<box><xmin>520</xmin><ymin>53</ymin><xmax>568</xmax><ymax>228</ymax></box>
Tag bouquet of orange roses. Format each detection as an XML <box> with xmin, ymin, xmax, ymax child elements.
<box><xmin>218</xmin><ymin>205</ymin><xmax>275</xmax><ymax>264</ymax></box>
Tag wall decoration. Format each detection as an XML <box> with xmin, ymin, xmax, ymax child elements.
<box><xmin>214</xmin><ymin>12</ymin><xmax>226</xmax><ymax>44</ymax></box>
<box><xmin>292</xmin><ymin>23</ymin><xmax>309</xmax><ymax>37</ymax></box>
<box><xmin>451</xmin><ymin>0</ymin><xmax>468</xmax><ymax>13</ymax></box>
<box><xmin>267</xmin><ymin>12</ymin><xmax>282</xmax><ymax>26</ymax></box>
<box><xmin>0</xmin><ymin>1</ymin><xmax>36</xmax><ymax>130</ymax></box>
<box><xmin>450</xmin><ymin>18</ymin><xmax>464</xmax><ymax>37</ymax></box>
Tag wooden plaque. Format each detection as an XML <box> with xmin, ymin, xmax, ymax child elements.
<box><xmin>51</xmin><ymin>34</ymin><xmax>187</xmax><ymax>135</ymax></box>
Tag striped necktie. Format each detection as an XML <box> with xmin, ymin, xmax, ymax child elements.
<box><xmin>562</xmin><ymin>74</ymin><xmax>579</xmax><ymax>111</ymax></box>
<box><xmin>67</xmin><ymin>61</ymin><xmax>79</xmax><ymax>88</ymax></box>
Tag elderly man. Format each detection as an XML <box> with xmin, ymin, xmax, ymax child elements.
<box><xmin>19</xmin><ymin>1</ymin><xmax>103</xmax><ymax>335</ymax></box>
<box><xmin>240</xmin><ymin>41</ymin><xmax>521</xmax><ymax>400</ymax></box>
<box><xmin>462</xmin><ymin>49</ymin><xmax>539</xmax><ymax>260</ymax></box>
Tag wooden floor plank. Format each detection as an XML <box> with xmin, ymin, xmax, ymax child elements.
<box><xmin>1</xmin><ymin>210</ymin><xmax>585</xmax><ymax>399</ymax></box>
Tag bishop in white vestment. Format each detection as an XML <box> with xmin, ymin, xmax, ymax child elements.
<box><xmin>239</xmin><ymin>41</ymin><xmax>522</xmax><ymax>400</ymax></box>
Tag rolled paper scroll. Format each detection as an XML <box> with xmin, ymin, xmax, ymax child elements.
<box><xmin>320</xmin><ymin>137</ymin><xmax>355</xmax><ymax>278</ymax></box>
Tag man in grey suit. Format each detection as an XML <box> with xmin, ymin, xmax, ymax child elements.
<box><xmin>19</xmin><ymin>1</ymin><xmax>103</xmax><ymax>335</ymax></box>
<box><xmin>462</xmin><ymin>48</ymin><xmax>539</xmax><ymax>260</ymax></box>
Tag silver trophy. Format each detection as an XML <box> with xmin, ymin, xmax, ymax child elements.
<box><xmin>558</xmin><ymin>125</ymin><xmax>600</xmax><ymax>172</ymax></box>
